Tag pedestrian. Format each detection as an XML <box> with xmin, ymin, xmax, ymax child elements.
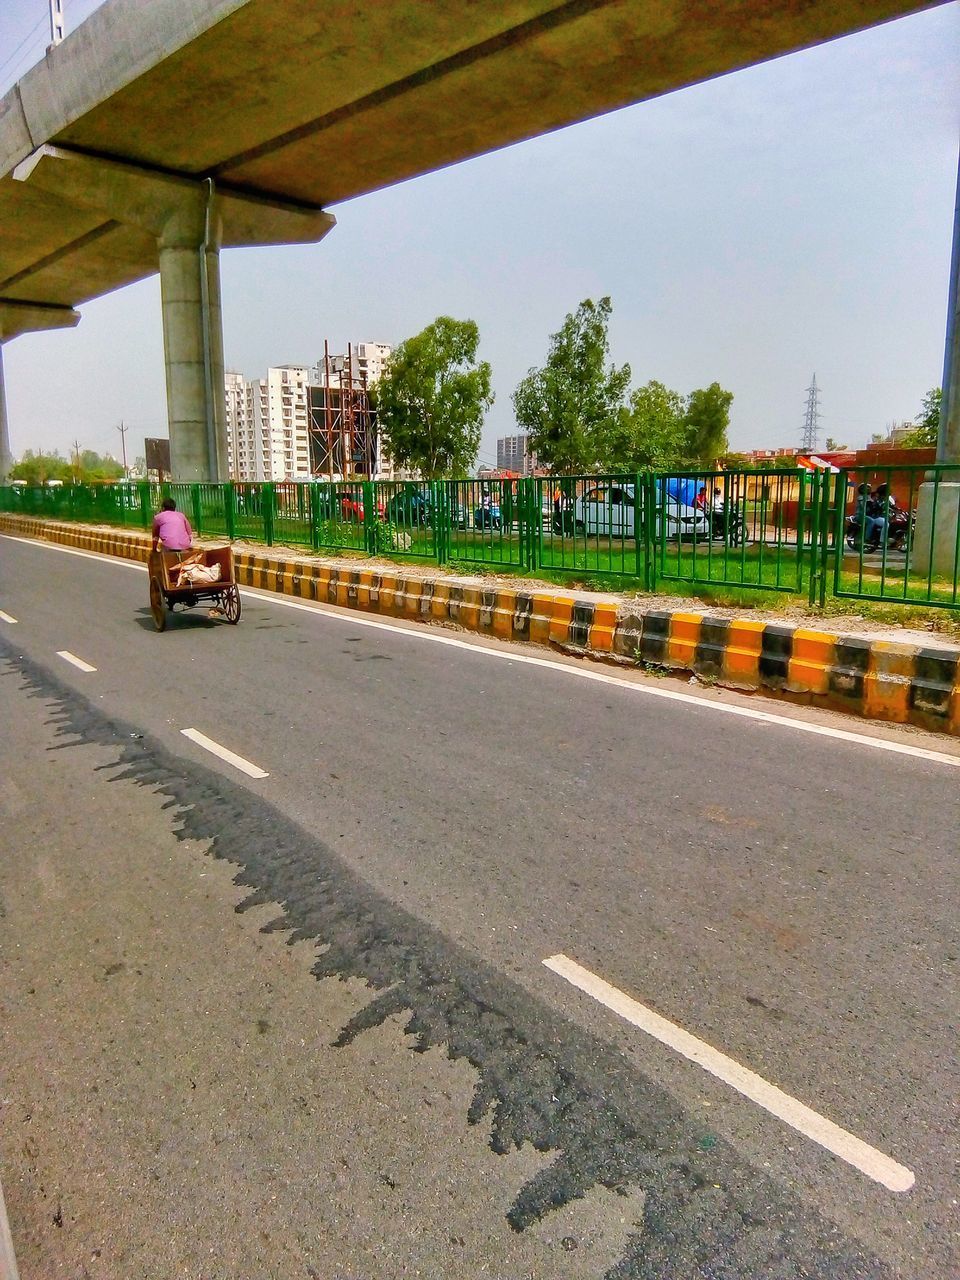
<box><xmin>151</xmin><ymin>497</ymin><xmax>193</xmax><ymax>553</ymax></box>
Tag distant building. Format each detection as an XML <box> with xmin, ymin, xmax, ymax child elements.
<box><xmin>496</xmin><ymin>433</ymin><xmax>537</xmax><ymax>475</ymax></box>
<box><xmin>225</xmin><ymin>343</ymin><xmax>400</xmax><ymax>482</ymax></box>
<box><xmin>225</xmin><ymin>364</ymin><xmax>312</xmax><ymax>481</ymax></box>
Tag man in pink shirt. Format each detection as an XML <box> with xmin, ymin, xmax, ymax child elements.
<box><xmin>151</xmin><ymin>498</ymin><xmax>193</xmax><ymax>552</ymax></box>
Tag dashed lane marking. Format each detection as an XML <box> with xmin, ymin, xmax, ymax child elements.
<box><xmin>3</xmin><ymin>534</ymin><xmax>959</xmax><ymax>770</ymax></box>
<box><xmin>543</xmin><ymin>953</ymin><xmax>915</xmax><ymax>1194</ymax></box>
<box><xmin>180</xmin><ymin>728</ymin><xmax>269</xmax><ymax>779</ymax></box>
<box><xmin>0</xmin><ymin>610</ymin><xmax>17</xmax><ymax>624</ymax></box>
<box><xmin>57</xmin><ymin>650</ymin><xmax>97</xmax><ymax>673</ymax></box>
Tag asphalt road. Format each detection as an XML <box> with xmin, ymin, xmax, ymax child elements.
<box><xmin>1</xmin><ymin>532</ymin><xmax>958</xmax><ymax>1279</ymax></box>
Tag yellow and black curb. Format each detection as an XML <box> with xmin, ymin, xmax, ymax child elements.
<box><xmin>4</xmin><ymin>513</ymin><xmax>958</xmax><ymax>737</ymax></box>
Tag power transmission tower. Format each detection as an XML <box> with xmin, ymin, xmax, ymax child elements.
<box><xmin>800</xmin><ymin>374</ymin><xmax>822</xmax><ymax>453</ymax></box>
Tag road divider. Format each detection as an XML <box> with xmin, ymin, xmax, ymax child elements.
<box><xmin>2</xmin><ymin>513</ymin><xmax>958</xmax><ymax>737</ymax></box>
<box><xmin>543</xmin><ymin>953</ymin><xmax>915</xmax><ymax>1194</ymax></box>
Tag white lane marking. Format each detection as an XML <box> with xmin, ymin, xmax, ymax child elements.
<box><xmin>4</xmin><ymin>534</ymin><xmax>958</xmax><ymax>770</ymax></box>
<box><xmin>0</xmin><ymin>534</ymin><xmax>146</xmax><ymax>570</ymax></box>
<box><xmin>180</xmin><ymin>728</ymin><xmax>269</xmax><ymax>779</ymax></box>
<box><xmin>0</xmin><ymin>610</ymin><xmax>17</xmax><ymax>624</ymax></box>
<box><xmin>57</xmin><ymin>650</ymin><xmax>97</xmax><ymax>673</ymax></box>
<box><xmin>237</xmin><ymin>587</ymin><xmax>960</xmax><ymax>769</ymax></box>
<box><xmin>543</xmin><ymin>953</ymin><xmax>915</xmax><ymax>1194</ymax></box>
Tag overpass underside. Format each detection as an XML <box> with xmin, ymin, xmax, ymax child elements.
<box><xmin>0</xmin><ymin>0</ymin><xmax>951</xmax><ymax>481</ymax></box>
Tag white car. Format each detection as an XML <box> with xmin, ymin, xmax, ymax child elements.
<box><xmin>571</xmin><ymin>482</ymin><xmax>709</xmax><ymax>540</ymax></box>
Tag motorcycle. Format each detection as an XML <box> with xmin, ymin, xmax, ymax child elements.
<box><xmin>846</xmin><ymin>506</ymin><xmax>913</xmax><ymax>553</ymax></box>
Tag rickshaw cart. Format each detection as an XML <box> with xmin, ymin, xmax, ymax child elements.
<box><xmin>148</xmin><ymin>547</ymin><xmax>241</xmax><ymax>631</ymax></box>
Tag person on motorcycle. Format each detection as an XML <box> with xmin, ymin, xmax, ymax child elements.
<box><xmin>850</xmin><ymin>483</ymin><xmax>884</xmax><ymax>551</ymax></box>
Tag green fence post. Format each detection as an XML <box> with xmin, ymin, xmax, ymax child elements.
<box><xmin>263</xmin><ymin>483</ymin><xmax>275</xmax><ymax>545</ymax></box>
<box><xmin>190</xmin><ymin>484</ymin><xmax>202</xmax><ymax>536</ymax></box>
<box><xmin>645</xmin><ymin>472</ymin><xmax>658</xmax><ymax>591</ymax></box>
<box><xmin>633</xmin><ymin>473</ymin><xmax>643</xmax><ymax>583</ymax></box>
<box><xmin>308</xmin><ymin>483</ymin><xmax>321</xmax><ymax>552</ymax></box>
<box><xmin>362</xmin><ymin>479</ymin><xmax>376</xmax><ymax>554</ymax></box>
<box><xmin>528</xmin><ymin>477</ymin><xmax>541</xmax><ymax>573</ymax></box>
<box><xmin>430</xmin><ymin>481</ymin><xmax>442</xmax><ymax>563</ymax></box>
<box><xmin>224</xmin><ymin>482</ymin><xmax>236</xmax><ymax>540</ymax></box>
<box><xmin>138</xmin><ymin>480</ymin><xmax>151</xmax><ymax>529</ymax></box>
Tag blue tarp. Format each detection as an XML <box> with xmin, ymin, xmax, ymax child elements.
<box><xmin>659</xmin><ymin>478</ymin><xmax>699</xmax><ymax>507</ymax></box>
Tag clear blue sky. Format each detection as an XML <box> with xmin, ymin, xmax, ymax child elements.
<box><xmin>2</xmin><ymin>0</ymin><xmax>958</xmax><ymax>468</ymax></box>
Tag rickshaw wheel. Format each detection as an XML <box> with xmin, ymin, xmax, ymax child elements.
<box><xmin>221</xmin><ymin>585</ymin><xmax>241</xmax><ymax>624</ymax></box>
<box><xmin>149</xmin><ymin>576</ymin><xmax>167</xmax><ymax>631</ymax></box>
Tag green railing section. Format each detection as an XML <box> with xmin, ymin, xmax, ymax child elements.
<box><xmin>3</xmin><ymin>465</ymin><xmax>959</xmax><ymax>611</ymax></box>
<box><xmin>832</xmin><ymin>462</ymin><xmax>960</xmax><ymax>610</ymax></box>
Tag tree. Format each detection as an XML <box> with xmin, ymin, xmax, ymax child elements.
<box><xmin>375</xmin><ymin>316</ymin><xmax>492</xmax><ymax>478</ymax></box>
<box><xmin>824</xmin><ymin>437</ymin><xmax>848</xmax><ymax>452</ymax></box>
<box><xmin>512</xmin><ymin>297</ymin><xmax>630</xmax><ymax>473</ymax></box>
<box><xmin>9</xmin><ymin>450</ymin><xmax>71</xmax><ymax>484</ymax></box>
<box><xmin>900</xmin><ymin>386</ymin><xmax>941</xmax><ymax>449</ymax></box>
<box><xmin>684</xmin><ymin>382</ymin><xmax>733</xmax><ymax>465</ymax></box>
<box><xmin>605</xmin><ymin>380</ymin><xmax>686</xmax><ymax>470</ymax></box>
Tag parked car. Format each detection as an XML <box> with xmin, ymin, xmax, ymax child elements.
<box><xmin>571</xmin><ymin>483</ymin><xmax>708</xmax><ymax>540</ymax></box>
<box><xmin>317</xmin><ymin>488</ymin><xmax>385</xmax><ymax>523</ymax></box>
<box><xmin>386</xmin><ymin>488</ymin><xmax>433</xmax><ymax>527</ymax></box>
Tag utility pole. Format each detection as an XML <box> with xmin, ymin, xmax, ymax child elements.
<box><xmin>117</xmin><ymin>420</ymin><xmax>129</xmax><ymax>477</ymax></box>
<box><xmin>800</xmin><ymin>374</ymin><xmax>822</xmax><ymax>453</ymax></box>
<box><xmin>72</xmin><ymin>438</ymin><xmax>82</xmax><ymax>482</ymax></box>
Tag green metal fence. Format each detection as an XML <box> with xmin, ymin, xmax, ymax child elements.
<box><xmin>3</xmin><ymin>466</ymin><xmax>959</xmax><ymax>612</ymax></box>
<box><xmin>832</xmin><ymin>462</ymin><xmax>960</xmax><ymax>610</ymax></box>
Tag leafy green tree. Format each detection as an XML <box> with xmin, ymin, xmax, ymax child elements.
<box><xmin>79</xmin><ymin>449</ymin><xmax>124</xmax><ymax>481</ymax></box>
<box><xmin>605</xmin><ymin>380</ymin><xmax>686</xmax><ymax>469</ymax></box>
<box><xmin>513</xmin><ymin>297</ymin><xmax>631</xmax><ymax>473</ymax></box>
<box><xmin>900</xmin><ymin>386</ymin><xmax>941</xmax><ymax>448</ymax></box>
<box><xmin>376</xmin><ymin>316</ymin><xmax>492</xmax><ymax>478</ymax></box>
<box><xmin>9</xmin><ymin>450</ymin><xmax>71</xmax><ymax>483</ymax></box>
<box><xmin>684</xmin><ymin>382</ymin><xmax>733</xmax><ymax>465</ymax></box>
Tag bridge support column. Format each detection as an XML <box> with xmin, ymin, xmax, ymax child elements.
<box><xmin>914</xmin><ymin>149</ymin><xmax>960</xmax><ymax>576</ymax></box>
<box><xmin>158</xmin><ymin>192</ymin><xmax>228</xmax><ymax>483</ymax></box>
<box><xmin>0</xmin><ymin>301</ymin><xmax>81</xmax><ymax>483</ymax></box>
<box><xmin>11</xmin><ymin>146</ymin><xmax>335</xmax><ymax>483</ymax></box>
<box><xmin>0</xmin><ymin>346</ymin><xmax>10</xmax><ymax>485</ymax></box>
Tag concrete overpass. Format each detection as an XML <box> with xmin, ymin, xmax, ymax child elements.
<box><xmin>0</xmin><ymin>0</ymin><xmax>955</xmax><ymax>486</ymax></box>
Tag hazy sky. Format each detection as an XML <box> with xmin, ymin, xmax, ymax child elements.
<box><xmin>2</xmin><ymin>0</ymin><xmax>958</xmax><ymax>469</ymax></box>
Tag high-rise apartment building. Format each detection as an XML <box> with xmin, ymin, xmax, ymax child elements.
<box><xmin>226</xmin><ymin>344</ymin><xmax>395</xmax><ymax>482</ymax></box>
<box><xmin>226</xmin><ymin>365</ymin><xmax>312</xmax><ymax>481</ymax></box>
<box><xmin>497</xmin><ymin>433</ymin><xmax>536</xmax><ymax>475</ymax></box>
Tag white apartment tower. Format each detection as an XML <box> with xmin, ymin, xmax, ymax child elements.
<box><xmin>225</xmin><ymin>365</ymin><xmax>312</xmax><ymax>481</ymax></box>
<box><xmin>225</xmin><ymin>344</ymin><xmax>394</xmax><ymax>482</ymax></box>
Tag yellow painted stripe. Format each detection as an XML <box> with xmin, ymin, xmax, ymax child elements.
<box><xmin>588</xmin><ymin>602</ymin><xmax>618</xmax><ymax>652</ymax></box>
<box><xmin>788</xmin><ymin>629</ymin><xmax>835</xmax><ymax>697</ymax></box>
<box><xmin>549</xmin><ymin>597</ymin><xmax>573</xmax><ymax>645</ymax></box>
<box><xmin>864</xmin><ymin>641</ymin><xmax>916</xmax><ymax>724</ymax></box>
<box><xmin>722</xmin><ymin>619</ymin><xmax>764</xmax><ymax>685</ymax></box>
<box><xmin>667</xmin><ymin>612</ymin><xmax>703</xmax><ymax>667</ymax></box>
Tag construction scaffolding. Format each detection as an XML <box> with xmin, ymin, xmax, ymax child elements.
<box><xmin>308</xmin><ymin>340</ymin><xmax>377</xmax><ymax>480</ymax></box>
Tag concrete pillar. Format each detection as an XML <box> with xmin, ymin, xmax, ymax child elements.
<box><xmin>11</xmin><ymin>146</ymin><xmax>334</xmax><ymax>483</ymax></box>
<box><xmin>0</xmin><ymin>301</ymin><xmax>81</xmax><ymax>483</ymax></box>
<box><xmin>0</xmin><ymin>346</ymin><xmax>10</xmax><ymax>484</ymax></box>
<box><xmin>158</xmin><ymin>209</ymin><xmax>228</xmax><ymax>483</ymax></box>
<box><xmin>913</xmin><ymin>148</ymin><xmax>960</xmax><ymax>576</ymax></box>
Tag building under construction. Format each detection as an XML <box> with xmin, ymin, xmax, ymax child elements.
<box><xmin>308</xmin><ymin>341</ymin><xmax>380</xmax><ymax>480</ymax></box>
